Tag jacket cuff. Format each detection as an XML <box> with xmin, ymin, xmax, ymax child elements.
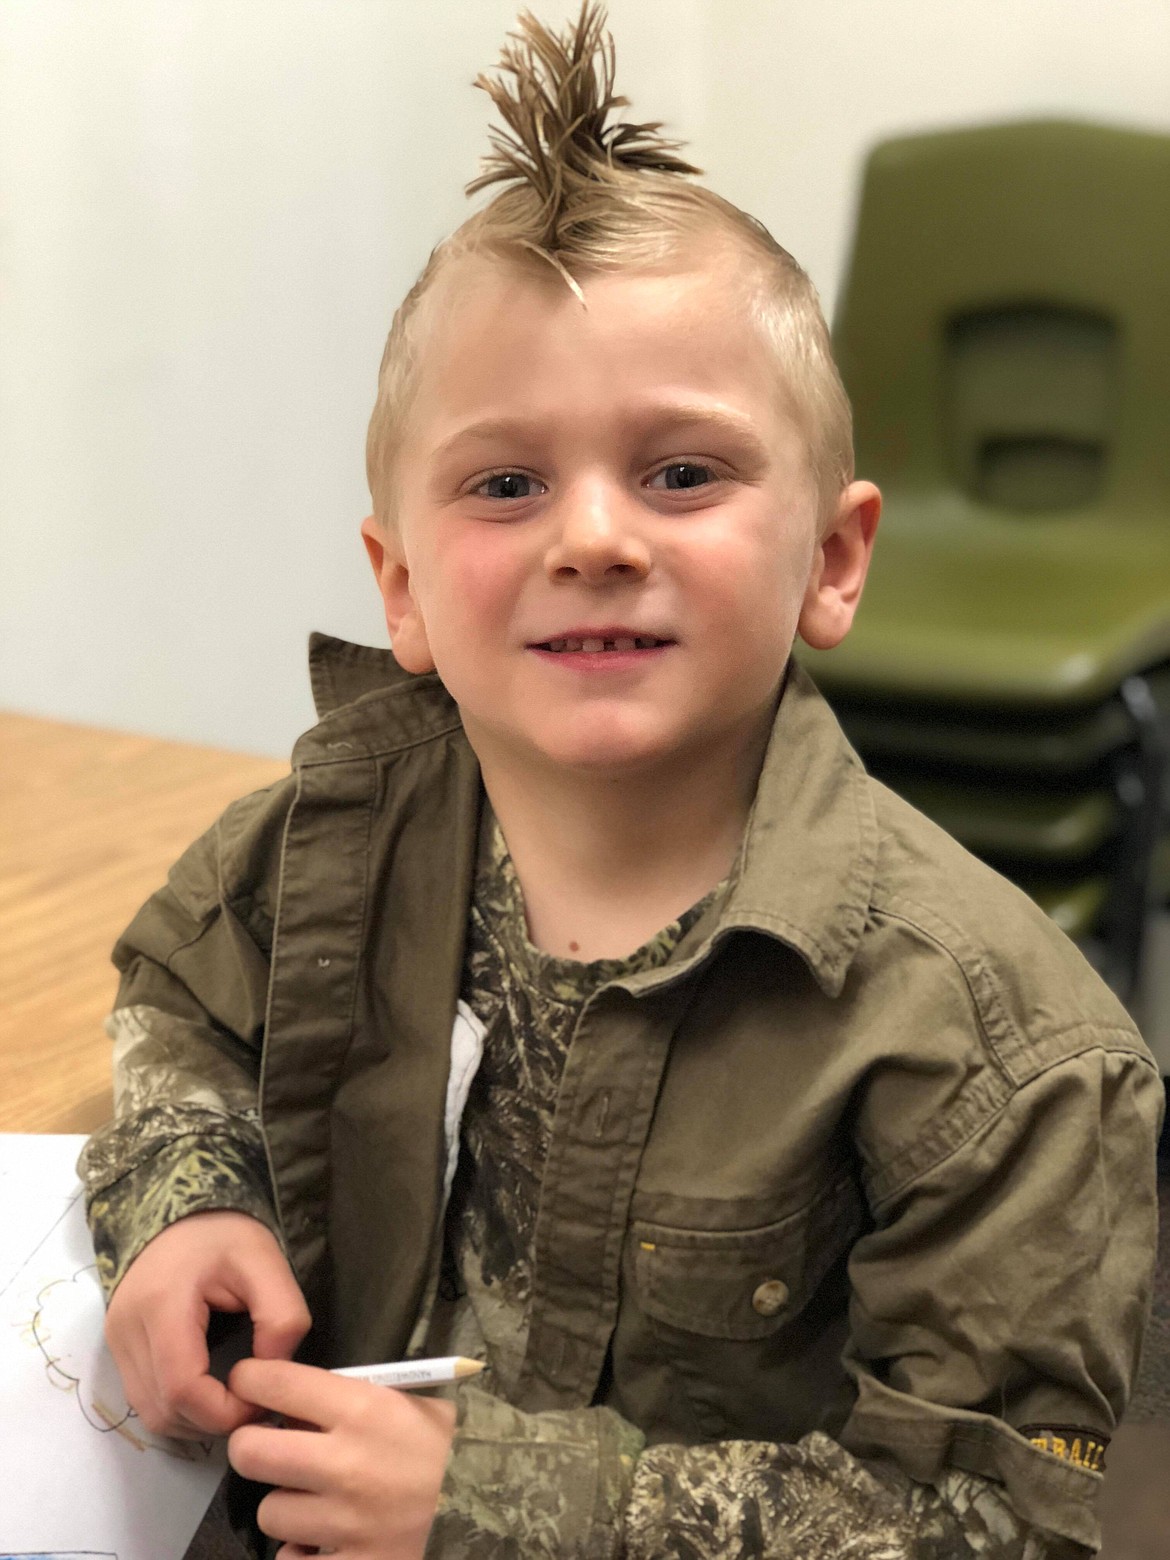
<box><xmin>842</xmin><ymin>1374</ymin><xmax>1106</xmax><ymax>1552</ymax></box>
<box><xmin>423</xmin><ymin>1386</ymin><xmax>644</xmax><ymax>1559</ymax></box>
<box><xmin>83</xmin><ymin>1120</ymin><xmax>278</xmax><ymax>1299</ymax></box>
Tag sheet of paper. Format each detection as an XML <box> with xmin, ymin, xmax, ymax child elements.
<box><xmin>0</xmin><ymin>1134</ymin><xmax>225</xmax><ymax>1558</ymax></box>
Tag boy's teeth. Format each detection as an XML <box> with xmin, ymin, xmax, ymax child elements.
<box><xmin>540</xmin><ymin>635</ymin><xmax>666</xmax><ymax>653</ymax></box>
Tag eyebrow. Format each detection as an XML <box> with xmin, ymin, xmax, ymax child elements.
<box><xmin>430</xmin><ymin>418</ymin><xmax>534</xmax><ymax>461</ymax></box>
<box><xmin>429</xmin><ymin>403</ymin><xmax>773</xmax><ymax>465</ymax></box>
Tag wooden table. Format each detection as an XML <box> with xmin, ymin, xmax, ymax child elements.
<box><xmin>0</xmin><ymin>712</ymin><xmax>287</xmax><ymax>1133</ymax></box>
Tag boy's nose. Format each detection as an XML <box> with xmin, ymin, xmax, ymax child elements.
<box><xmin>543</xmin><ymin>485</ymin><xmax>651</xmax><ymax>584</ymax></box>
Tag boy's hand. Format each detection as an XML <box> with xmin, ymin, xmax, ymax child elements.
<box><xmin>104</xmin><ymin>1210</ymin><xmax>311</xmax><ymax>1439</ymax></box>
<box><xmin>227</xmin><ymin>1358</ymin><xmax>457</xmax><ymax>1560</ymax></box>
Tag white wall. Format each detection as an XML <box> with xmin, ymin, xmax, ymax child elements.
<box><xmin>3</xmin><ymin>0</ymin><xmax>1168</xmax><ymax>756</ymax></box>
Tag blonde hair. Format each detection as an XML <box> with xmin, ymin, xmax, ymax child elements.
<box><xmin>366</xmin><ymin>3</ymin><xmax>853</xmax><ymax>526</ymax></box>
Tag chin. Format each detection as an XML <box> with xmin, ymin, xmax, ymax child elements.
<box><xmin>533</xmin><ymin>727</ymin><xmax>682</xmax><ymax>776</ymax></box>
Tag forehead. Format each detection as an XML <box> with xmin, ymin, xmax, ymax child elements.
<box><xmin>406</xmin><ymin>249</ymin><xmax>790</xmax><ymax>442</ymax></box>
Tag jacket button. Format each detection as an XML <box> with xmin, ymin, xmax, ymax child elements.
<box><xmin>751</xmin><ymin>1279</ymin><xmax>789</xmax><ymax>1316</ymax></box>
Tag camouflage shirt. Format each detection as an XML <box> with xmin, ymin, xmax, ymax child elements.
<box><xmin>423</xmin><ymin>808</ymin><xmax>722</xmax><ymax>1395</ymax></box>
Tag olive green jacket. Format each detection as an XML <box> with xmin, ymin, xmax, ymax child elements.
<box><xmin>87</xmin><ymin>635</ymin><xmax>1163</xmax><ymax>1553</ymax></box>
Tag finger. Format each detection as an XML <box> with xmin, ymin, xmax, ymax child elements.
<box><xmin>145</xmin><ymin>1302</ymin><xmax>253</xmax><ymax>1436</ymax></box>
<box><xmin>256</xmin><ymin>1487</ymin><xmax>335</xmax><ymax>1548</ymax></box>
<box><xmin>250</xmin><ymin>1296</ymin><xmax>313</xmax><ymax>1362</ymax></box>
<box><xmin>144</xmin><ymin>1389</ymin><xmax>235</xmax><ymax>1441</ymax></box>
<box><xmin>228</xmin><ymin>1422</ymin><xmax>332</xmax><ymax>1493</ymax></box>
<box><xmin>230</xmin><ymin>1254</ymin><xmax>312</xmax><ymax>1361</ymax></box>
<box><xmin>230</xmin><ymin>1357</ymin><xmax>360</xmax><ymax>1427</ymax></box>
<box><xmin>173</xmin><ymin>1370</ymin><xmax>265</xmax><ymax>1436</ymax></box>
<box><xmin>108</xmin><ymin>1315</ymin><xmax>170</xmax><ymax>1437</ymax></box>
<box><xmin>104</xmin><ymin>1304</ymin><xmax>155</xmax><ymax>1408</ymax></box>
<box><xmin>117</xmin><ymin>1312</ymin><xmax>209</xmax><ymax>1440</ymax></box>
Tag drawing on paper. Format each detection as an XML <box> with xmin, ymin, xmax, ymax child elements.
<box><xmin>22</xmin><ymin>1264</ymin><xmax>216</xmax><ymax>1464</ymax></box>
<box><xmin>0</xmin><ymin>1136</ymin><xmax>227</xmax><ymax>1556</ymax></box>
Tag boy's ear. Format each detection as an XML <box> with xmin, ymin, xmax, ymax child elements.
<box><xmin>796</xmin><ymin>481</ymin><xmax>881</xmax><ymax>652</ymax></box>
<box><xmin>359</xmin><ymin>515</ymin><xmax>437</xmax><ymax>675</ymax></box>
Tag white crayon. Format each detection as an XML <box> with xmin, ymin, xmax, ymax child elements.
<box><xmin>331</xmin><ymin>1354</ymin><xmax>485</xmax><ymax>1390</ymax></box>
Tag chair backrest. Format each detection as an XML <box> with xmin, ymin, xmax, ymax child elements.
<box><xmin>833</xmin><ymin>120</ymin><xmax>1170</xmax><ymax>517</ymax></box>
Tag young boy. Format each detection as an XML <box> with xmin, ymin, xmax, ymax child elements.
<box><xmin>81</xmin><ymin>6</ymin><xmax>1162</xmax><ymax>1557</ymax></box>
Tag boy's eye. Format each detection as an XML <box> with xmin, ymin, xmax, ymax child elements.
<box><xmin>475</xmin><ymin>471</ymin><xmax>545</xmax><ymax>500</ymax></box>
<box><xmin>649</xmin><ymin>462</ymin><xmax>716</xmax><ymax>491</ymax></box>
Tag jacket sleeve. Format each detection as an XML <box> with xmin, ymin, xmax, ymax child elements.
<box><xmin>424</xmin><ymin>1390</ymin><xmax>1081</xmax><ymax>1559</ymax></box>
<box><xmin>78</xmin><ymin>1004</ymin><xmax>276</xmax><ymax>1298</ymax></box>
<box><xmin>77</xmin><ymin>785</ymin><xmax>288</xmax><ymax>1298</ymax></box>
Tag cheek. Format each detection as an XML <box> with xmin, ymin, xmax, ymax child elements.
<box><xmin>677</xmin><ymin>515</ymin><xmax>810</xmax><ymax>627</ymax></box>
<box><xmin>670</xmin><ymin>517</ymin><xmax>812</xmax><ymax>696</ymax></box>
<box><xmin>423</xmin><ymin>527</ymin><xmax>520</xmax><ymax>649</ymax></box>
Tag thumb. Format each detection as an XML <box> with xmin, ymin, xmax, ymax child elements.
<box><xmin>232</xmin><ymin>1245</ymin><xmax>312</xmax><ymax>1360</ymax></box>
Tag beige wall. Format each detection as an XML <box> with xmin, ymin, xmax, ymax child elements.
<box><xmin>3</xmin><ymin>0</ymin><xmax>1168</xmax><ymax>754</ymax></box>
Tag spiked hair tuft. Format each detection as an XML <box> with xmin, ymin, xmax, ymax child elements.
<box><xmin>467</xmin><ymin>3</ymin><xmax>701</xmax><ymax>251</ymax></box>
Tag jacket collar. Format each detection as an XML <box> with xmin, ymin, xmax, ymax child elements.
<box><xmin>717</xmin><ymin>662</ymin><xmax>878</xmax><ymax>996</ymax></box>
<box><xmin>308</xmin><ymin>631</ymin><xmax>420</xmax><ymax>718</ymax></box>
<box><xmin>298</xmin><ymin>633</ymin><xmax>877</xmax><ymax>996</ymax></box>
<box><xmin>295</xmin><ymin>633</ymin><xmax>462</xmax><ymax>765</ymax></box>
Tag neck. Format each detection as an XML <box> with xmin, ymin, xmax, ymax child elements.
<box><xmin>470</xmin><ymin>705</ymin><xmax>776</xmax><ymax>960</ymax></box>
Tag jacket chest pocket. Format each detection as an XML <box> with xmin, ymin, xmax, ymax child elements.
<box><xmin>618</xmin><ymin>1176</ymin><xmax>863</xmax><ymax>1443</ymax></box>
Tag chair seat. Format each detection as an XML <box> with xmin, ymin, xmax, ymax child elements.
<box><xmin>800</xmin><ymin>500</ymin><xmax>1170</xmax><ymax>706</ymax></box>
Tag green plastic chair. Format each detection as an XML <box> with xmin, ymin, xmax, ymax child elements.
<box><xmin>796</xmin><ymin>121</ymin><xmax>1170</xmax><ymax>998</ymax></box>
<box><xmin>800</xmin><ymin>119</ymin><xmax>1170</xmax><ymax>708</ymax></box>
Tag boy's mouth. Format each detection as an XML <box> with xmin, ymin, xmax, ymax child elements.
<box><xmin>534</xmin><ymin>634</ymin><xmax>673</xmax><ymax>653</ymax></box>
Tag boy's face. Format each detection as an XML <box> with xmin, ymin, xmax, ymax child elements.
<box><xmin>363</xmin><ymin>251</ymin><xmax>877</xmax><ymax>780</ymax></box>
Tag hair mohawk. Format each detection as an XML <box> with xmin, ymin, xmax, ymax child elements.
<box><xmin>467</xmin><ymin>2</ymin><xmax>702</xmax><ymax>251</ymax></box>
